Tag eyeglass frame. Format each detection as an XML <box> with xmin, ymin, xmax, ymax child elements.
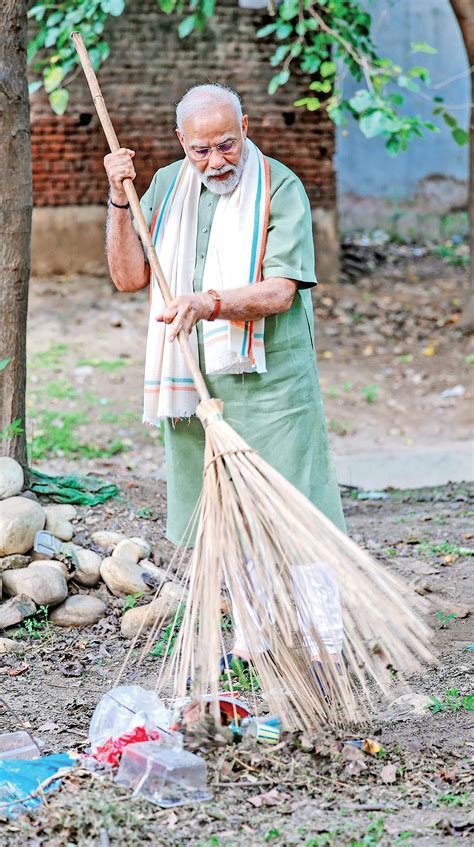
<box><xmin>184</xmin><ymin>136</ymin><xmax>240</xmax><ymax>162</ymax></box>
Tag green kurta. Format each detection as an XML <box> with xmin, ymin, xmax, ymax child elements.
<box><xmin>137</xmin><ymin>155</ymin><xmax>345</xmax><ymax>545</ymax></box>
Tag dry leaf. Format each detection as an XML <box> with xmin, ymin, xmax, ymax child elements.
<box><xmin>247</xmin><ymin>788</ymin><xmax>292</xmax><ymax>808</ymax></box>
<box><xmin>363</xmin><ymin>738</ymin><xmax>382</xmax><ymax>755</ymax></box>
<box><xmin>380</xmin><ymin>764</ymin><xmax>397</xmax><ymax>784</ymax></box>
<box><xmin>422</xmin><ymin>344</ymin><xmax>436</xmax><ymax>356</ymax></box>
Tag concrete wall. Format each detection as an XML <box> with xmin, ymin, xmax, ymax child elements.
<box><xmin>336</xmin><ymin>0</ymin><xmax>470</xmax><ymax>239</ymax></box>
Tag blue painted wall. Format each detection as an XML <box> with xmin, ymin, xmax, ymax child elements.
<box><xmin>335</xmin><ymin>0</ymin><xmax>470</xmax><ymax>200</ymax></box>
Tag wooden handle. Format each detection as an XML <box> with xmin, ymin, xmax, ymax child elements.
<box><xmin>71</xmin><ymin>32</ymin><xmax>210</xmax><ymax>402</ymax></box>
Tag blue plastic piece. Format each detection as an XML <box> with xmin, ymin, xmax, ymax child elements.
<box><xmin>0</xmin><ymin>753</ymin><xmax>74</xmax><ymax>817</ymax></box>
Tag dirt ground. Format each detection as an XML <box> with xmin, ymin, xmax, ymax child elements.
<box><xmin>0</xmin><ymin>252</ymin><xmax>473</xmax><ymax>846</ymax></box>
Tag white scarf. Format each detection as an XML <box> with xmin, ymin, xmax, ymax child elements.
<box><xmin>143</xmin><ymin>140</ymin><xmax>271</xmax><ymax>423</ymax></box>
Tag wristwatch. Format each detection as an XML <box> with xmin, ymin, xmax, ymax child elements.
<box><xmin>207</xmin><ymin>289</ymin><xmax>222</xmax><ymax>321</ymax></box>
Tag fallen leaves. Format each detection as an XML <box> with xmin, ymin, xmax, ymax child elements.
<box><xmin>247</xmin><ymin>788</ymin><xmax>292</xmax><ymax>808</ymax></box>
<box><xmin>380</xmin><ymin>764</ymin><xmax>397</xmax><ymax>784</ymax></box>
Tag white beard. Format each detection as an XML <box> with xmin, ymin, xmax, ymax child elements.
<box><xmin>189</xmin><ymin>143</ymin><xmax>247</xmax><ymax>196</ymax></box>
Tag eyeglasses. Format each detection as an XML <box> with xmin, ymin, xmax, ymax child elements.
<box><xmin>188</xmin><ymin>138</ymin><xmax>238</xmax><ymax>161</ymax></box>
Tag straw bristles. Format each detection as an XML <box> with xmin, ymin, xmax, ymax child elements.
<box><xmin>122</xmin><ymin>398</ymin><xmax>436</xmax><ymax>731</ymax></box>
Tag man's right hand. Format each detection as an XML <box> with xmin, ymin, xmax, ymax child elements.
<box><xmin>104</xmin><ymin>148</ymin><xmax>136</xmax><ymax>204</ymax></box>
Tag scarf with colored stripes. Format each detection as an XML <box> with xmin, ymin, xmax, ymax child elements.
<box><xmin>143</xmin><ymin>140</ymin><xmax>271</xmax><ymax>423</ymax></box>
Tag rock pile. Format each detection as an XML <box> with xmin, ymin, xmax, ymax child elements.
<box><xmin>0</xmin><ymin>458</ymin><xmax>181</xmax><ymax>644</ymax></box>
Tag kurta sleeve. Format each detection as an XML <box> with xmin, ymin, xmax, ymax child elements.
<box><xmin>132</xmin><ymin>172</ymin><xmax>158</xmax><ymax>236</ymax></box>
<box><xmin>262</xmin><ymin>168</ymin><xmax>317</xmax><ymax>289</ymax></box>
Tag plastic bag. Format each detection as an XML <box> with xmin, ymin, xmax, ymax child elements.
<box><xmin>89</xmin><ymin>686</ymin><xmax>170</xmax><ymax>752</ymax></box>
<box><xmin>0</xmin><ymin>753</ymin><xmax>74</xmax><ymax>818</ymax></box>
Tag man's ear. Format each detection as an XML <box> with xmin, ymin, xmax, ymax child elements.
<box><xmin>176</xmin><ymin>128</ymin><xmax>186</xmax><ymax>152</ymax></box>
<box><xmin>242</xmin><ymin>115</ymin><xmax>249</xmax><ymax>138</ymax></box>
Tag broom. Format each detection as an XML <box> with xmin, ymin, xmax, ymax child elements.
<box><xmin>72</xmin><ymin>33</ymin><xmax>436</xmax><ymax>730</ymax></box>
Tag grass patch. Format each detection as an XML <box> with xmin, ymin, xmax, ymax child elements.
<box><xmin>149</xmin><ymin>606</ymin><xmax>185</xmax><ymax>658</ymax></box>
<box><xmin>31</xmin><ymin>343</ymin><xmax>69</xmax><ymax>369</ymax></box>
<box><xmin>76</xmin><ymin>357</ymin><xmax>130</xmax><ymax>372</ymax></box>
<box><xmin>29</xmin><ymin>410</ymin><xmax>129</xmax><ymax>460</ymax></box>
<box><xmin>428</xmin><ymin>688</ymin><xmax>474</xmax><ymax>714</ymax></box>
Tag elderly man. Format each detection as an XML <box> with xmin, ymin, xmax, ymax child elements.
<box><xmin>104</xmin><ymin>83</ymin><xmax>345</xmax><ymax>666</ymax></box>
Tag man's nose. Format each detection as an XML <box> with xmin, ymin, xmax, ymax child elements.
<box><xmin>208</xmin><ymin>148</ymin><xmax>226</xmax><ymax>169</ymax></box>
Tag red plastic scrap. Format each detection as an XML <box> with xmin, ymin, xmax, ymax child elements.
<box><xmin>92</xmin><ymin>726</ymin><xmax>161</xmax><ymax>767</ymax></box>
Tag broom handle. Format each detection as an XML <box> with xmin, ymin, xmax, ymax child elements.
<box><xmin>71</xmin><ymin>32</ymin><xmax>210</xmax><ymax>403</ymax></box>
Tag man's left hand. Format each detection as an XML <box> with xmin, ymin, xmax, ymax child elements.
<box><xmin>156</xmin><ymin>293</ymin><xmax>214</xmax><ymax>342</ymax></box>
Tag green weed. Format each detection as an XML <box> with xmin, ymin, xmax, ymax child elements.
<box><xmin>350</xmin><ymin>816</ymin><xmax>385</xmax><ymax>846</ymax></box>
<box><xmin>305</xmin><ymin>835</ymin><xmax>340</xmax><ymax>847</ymax></box>
<box><xmin>29</xmin><ymin>410</ymin><xmax>129</xmax><ymax>460</ymax></box>
<box><xmin>32</xmin><ymin>343</ymin><xmax>68</xmax><ymax>368</ymax></box>
<box><xmin>122</xmin><ymin>592</ymin><xmax>143</xmax><ymax>611</ymax></box>
<box><xmin>76</xmin><ymin>357</ymin><xmax>130</xmax><ymax>371</ymax></box>
<box><xmin>428</xmin><ymin>688</ymin><xmax>474</xmax><ymax>714</ymax></box>
<box><xmin>436</xmin><ymin>611</ymin><xmax>456</xmax><ymax>627</ymax></box>
<box><xmin>220</xmin><ymin>657</ymin><xmax>261</xmax><ymax>693</ymax></box>
<box><xmin>42</xmin><ymin>379</ymin><xmax>78</xmax><ymax>399</ymax></box>
<box><xmin>136</xmin><ymin>507</ymin><xmax>159</xmax><ymax>521</ymax></box>
<box><xmin>18</xmin><ymin>605</ymin><xmax>51</xmax><ymax>640</ymax></box>
<box><xmin>149</xmin><ymin>606</ymin><xmax>185</xmax><ymax>658</ymax></box>
<box><xmin>0</xmin><ymin>418</ymin><xmax>24</xmax><ymax>442</ymax></box>
<box><xmin>399</xmin><ymin>354</ymin><xmax>413</xmax><ymax>363</ymax></box>
<box><xmin>437</xmin><ymin>792</ymin><xmax>470</xmax><ymax>807</ymax></box>
<box><xmin>361</xmin><ymin>385</ymin><xmax>378</xmax><ymax>404</ymax></box>
<box><xmin>421</xmin><ymin>541</ymin><xmax>474</xmax><ymax>557</ymax></box>
<box><xmin>465</xmin><ymin>355</ymin><xmax>474</xmax><ymax>365</ymax></box>
<box><xmin>0</xmin><ymin>357</ymin><xmax>12</xmax><ymax>371</ymax></box>
<box><xmin>432</xmin><ymin>242</ymin><xmax>469</xmax><ymax>267</ymax></box>
<box><xmin>327</xmin><ymin>385</ymin><xmax>338</xmax><ymax>398</ymax></box>
<box><xmin>265</xmin><ymin>830</ymin><xmax>282</xmax><ymax>842</ymax></box>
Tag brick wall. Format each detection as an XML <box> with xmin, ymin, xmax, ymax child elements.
<box><xmin>30</xmin><ymin>0</ymin><xmax>336</xmax><ymax>211</ymax></box>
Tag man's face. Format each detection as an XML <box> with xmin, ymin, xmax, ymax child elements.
<box><xmin>177</xmin><ymin>105</ymin><xmax>249</xmax><ymax>195</ymax></box>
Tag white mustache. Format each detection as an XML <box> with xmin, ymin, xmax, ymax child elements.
<box><xmin>206</xmin><ymin>166</ymin><xmax>236</xmax><ymax>178</ymax></box>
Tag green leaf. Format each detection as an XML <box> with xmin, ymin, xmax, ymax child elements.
<box><xmin>44</xmin><ymin>65</ymin><xmax>64</xmax><ymax>94</ymax></box>
<box><xmin>256</xmin><ymin>23</ymin><xmax>278</xmax><ymax>38</ymax></box>
<box><xmin>276</xmin><ymin>23</ymin><xmax>292</xmax><ymax>40</ymax></box>
<box><xmin>29</xmin><ymin>80</ymin><xmax>43</xmax><ymax>96</ymax></box>
<box><xmin>101</xmin><ymin>0</ymin><xmax>126</xmax><ymax>15</ymax></box>
<box><xmin>270</xmin><ymin>45</ymin><xmax>290</xmax><ymax>67</ymax></box>
<box><xmin>408</xmin><ymin>65</ymin><xmax>430</xmax><ymax>83</ymax></box>
<box><xmin>398</xmin><ymin>74</ymin><xmax>420</xmax><ymax>93</ymax></box>
<box><xmin>46</xmin><ymin>10</ymin><xmax>63</xmax><ymax>27</ymax></box>
<box><xmin>0</xmin><ymin>358</ymin><xmax>12</xmax><ymax>372</ymax></box>
<box><xmin>433</xmin><ymin>96</ymin><xmax>444</xmax><ymax>103</ymax></box>
<box><xmin>443</xmin><ymin>112</ymin><xmax>457</xmax><ymax>129</ymax></box>
<box><xmin>309</xmin><ymin>80</ymin><xmax>332</xmax><ymax>93</ymax></box>
<box><xmin>320</xmin><ymin>60</ymin><xmax>335</xmax><ymax>78</ymax></box>
<box><xmin>349</xmin><ymin>89</ymin><xmax>375</xmax><ymax>114</ymax></box>
<box><xmin>452</xmin><ymin>127</ymin><xmax>469</xmax><ymax>146</ymax></box>
<box><xmin>49</xmin><ymin>88</ymin><xmax>69</xmax><ymax>116</ymax></box>
<box><xmin>158</xmin><ymin>0</ymin><xmax>176</xmax><ymax>11</ymax></box>
<box><xmin>359</xmin><ymin>110</ymin><xmax>387</xmax><ymax>139</ymax></box>
<box><xmin>411</xmin><ymin>41</ymin><xmax>437</xmax><ymax>54</ymax></box>
<box><xmin>268</xmin><ymin>69</ymin><xmax>289</xmax><ymax>96</ymax></box>
<box><xmin>386</xmin><ymin>136</ymin><xmax>401</xmax><ymax>156</ymax></box>
<box><xmin>201</xmin><ymin>0</ymin><xmax>215</xmax><ymax>17</ymax></box>
<box><xmin>44</xmin><ymin>26</ymin><xmax>60</xmax><ymax>49</ymax></box>
<box><xmin>422</xmin><ymin>121</ymin><xmax>439</xmax><ymax>133</ymax></box>
<box><xmin>178</xmin><ymin>14</ymin><xmax>196</xmax><ymax>38</ymax></box>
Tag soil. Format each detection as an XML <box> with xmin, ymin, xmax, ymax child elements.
<box><xmin>0</xmin><ymin>253</ymin><xmax>472</xmax><ymax>846</ymax></box>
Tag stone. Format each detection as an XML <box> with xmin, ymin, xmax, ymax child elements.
<box><xmin>91</xmin><ymin>530</ymin><xmax>127</xmax><ymax>552</ymax></box>
<box><xmin>0</xmin><ymin>637</ymin><xmax>25</xmax><ymax>654</ymax></box>
<box><xmin>0</xmin><ymin>595</ymin><xmax>36</xmax><ymax>629</ymax></box>
<box><xmin>100</xmin><ymin>556</ymin><xmax>150</xmax><ymax>597</ymax></box>
<box><xmin>49</xmin><ymin>595</ymin><xmax>106</xmax><ymax>628</ymax></box>
<box><xmin>139</xmin><ymin>559</ymin><xmax>169</xmax><ymax>584</ymax></box>
<box><xmin>0</xmin><ymin>497</ymin><xmax>45</xmax><ymax>556</ymax></box>
<box><xmin>42</xmin><ymin>504</ymin><xmax>77</xmax><ymax>521</ymax></box>
<box><xmin>43</xmin><ymin>507</ymin><xmax>74</xmax><ymax>542</ymax></box>
<box><xmin>160</xmin><ymin>581</ymin><xmax>188</xmax><ymax>604</ymax></box>
<box><xmin>121</xmin><ymin>593</ymin><xmax>180</xmax><ymax>639</ymax></box>
<box><xmin>128</xmin><ymin>537</ymin><xmax>152</xmax><ymax>560</ymax></box>
<box><xmin>1</xmin><ymin>564</ymin><xmax>68</xmax><ymax>607</ymax></box>
<box><xmin>0</xmin><ymin>554</ymin><xmax>31</xmax><ymax>574</ymax></box>
<box><xmin>112</xmin><ymin>539</ymin><xmax>146</xmax><ymax>564</ymax></box>
<box><xmin>73</xmin><ymin>548</ymin><xmax>102</xmax><ymax>588</ymax></box>
<box><xmin>0</xmin><ymin>458</ymin><xmax>24</xmax><ymax>500</ymax></box>
<box><xmin>28</xmin><ymin>559</ymin><xmax>69</xmax><ymax>580</ymax></box>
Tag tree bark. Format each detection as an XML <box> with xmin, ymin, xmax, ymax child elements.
<box><xmin>0</xmin><ymin>0</ymin><xmax>31</xmax><ymax>465</ymax></box>
<box><xmin>450</xmin><ymin>0</ymin><xmax>474</xmax><ymax>332</ymax></box>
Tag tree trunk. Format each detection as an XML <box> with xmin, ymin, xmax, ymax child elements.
<box><xmin>450</xmin><ymin>0</ymin><xmax>474</xmax><ymax>332</ymax></box>
<box><xmin>0</xmin><ymin>0</ymin><xmax>31</xmax><ymax>466</ymax></box>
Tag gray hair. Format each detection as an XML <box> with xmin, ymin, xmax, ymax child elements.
<box><xmin>176</xmin><ymin>83</ymin><xmax>243</xmax><ymax>133</ymax></box>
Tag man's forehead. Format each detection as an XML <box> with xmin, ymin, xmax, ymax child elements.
<box><xmin>181</xmin><ymin>105</ymin><xmax>240</xmax><ymax>143</ymax></box>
